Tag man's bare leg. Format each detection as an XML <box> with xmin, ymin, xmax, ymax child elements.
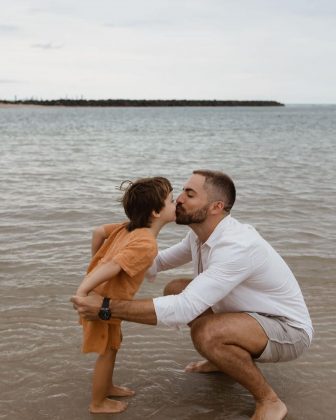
<box><xmin>164</xmin><ymin>279</ymin><xmax>286</xmax><ymax>418</ymax></box>
<box><xmin>164</xmin><ymin>279</ymin><xmax>219</xmax><ymax>374</ymax></box>
<box><xmin>163</xmin><ymin>278</ymin><xmax>192</xmax><ymax>296</ymax></box>
<box><xmin>189</xmin><ymin>313</ymin><xmax>287</xmax><ymax>420</ymax></box>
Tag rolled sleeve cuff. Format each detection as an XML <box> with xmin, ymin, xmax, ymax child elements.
<box><xmin>153</xmin><ymin>293</ymin><xmax>205</xmax><ymax>327</ymax></box>
<box><xmin>153</xmin><ymin>295</ymin><xmax>183</xmax><ymax>327</ymax></box>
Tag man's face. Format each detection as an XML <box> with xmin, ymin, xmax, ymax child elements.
<box><xmin>175</xmin><ymin>174</ymin><xmax>210</xmax><ymax>225</ymax></box>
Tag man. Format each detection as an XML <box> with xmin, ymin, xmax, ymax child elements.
<box><xmin>72</xmin><ymin>170</ymin><xmax>313</xmax><ymax>420</ymax></box>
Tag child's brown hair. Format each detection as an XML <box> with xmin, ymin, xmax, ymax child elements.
<box><xmin>120</xmin><ymin>177</ymin><xmax>173</xmax><ymax>231</ymax></box>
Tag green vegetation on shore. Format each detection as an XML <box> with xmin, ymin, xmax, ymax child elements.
<box><xmin>0</xmin><ymin>99</ymin><xmax>284</xmax><ymax>107</ymax></box>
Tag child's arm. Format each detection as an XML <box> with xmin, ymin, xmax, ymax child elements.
<box><xmin>76</xmin><ymin>259</ymin><xmax>121</xmax><ymax>297</ymax></box>
<box><xmin>91</xmin><ymin>226</ymin><xmax>109</xmax><ymax>257</ymax></box>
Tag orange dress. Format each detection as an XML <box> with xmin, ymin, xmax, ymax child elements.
<box><xmin>81</xmin><ymin>222</ymin><xmax>157</xmax><ymax>354</ymax></box>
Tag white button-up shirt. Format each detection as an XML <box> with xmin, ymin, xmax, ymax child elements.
<box><xmin>152</xmin><ymin>215</ymin><xmax>313</xmax><ymax>341</ymax></box>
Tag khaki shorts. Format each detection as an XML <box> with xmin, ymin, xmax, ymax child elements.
<box><xmin>248</xmin><ymin>312</ymin><xmax>311</xmax><ymax>363</ymax></box>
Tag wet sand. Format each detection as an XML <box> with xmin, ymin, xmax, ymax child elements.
<box><xmin>0</xmin><ymin>265</ymin><xmax>335</xmax><ymax>420</ymax></box>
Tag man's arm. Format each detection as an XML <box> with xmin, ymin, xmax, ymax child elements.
<box><xmin>146</xmin><ymin>235</ymin><xmax>192</xmax><ymax>282</ymax></box>
<box><xmin>156</xmin><ymin>235</ymin><xmax>192</xmax><ymax>271</ymax></box>
<box><xmin>72</xmin><ymin>247</ymin><xmax>249</xmax><ymax>326</ymax></box>
<box><xmin>153</xmin><ymin>253</ymin><xmax>250</xmax><ymax>327</ymax></box>
<box><xmin>71</xmin><ymin>293</ymin><xmax>157</xmax><ymax>325</ymax></box>
<box><xmin>72</xmin><ymin>257</ymin><xmax>247</xmax><ymax>326</ymax></box>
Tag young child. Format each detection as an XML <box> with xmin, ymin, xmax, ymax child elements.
<box><xmin>76</xmin><ymin>177</ymin><xmax>176</xmax><ymax>414</ymax></box>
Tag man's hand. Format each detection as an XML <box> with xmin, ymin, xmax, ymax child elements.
<box><xmin>71</xmin><ymin>292</ymin><xmax>158</xmax><ymax>325</ymax></box>
<box><xmin>71</xmin><ymin>292</ymin><xmax>103</xmax><ymax>320</ymax></box>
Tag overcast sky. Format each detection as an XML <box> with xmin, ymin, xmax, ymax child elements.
<box><xmin>1</xmin><ymin>0</ymin><xmax>335</xmax><ymax>103</ymax></box>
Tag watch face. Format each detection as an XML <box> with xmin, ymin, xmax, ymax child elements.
<box><xmin>99</xmin><ymin>308</ymin><xmax>111</xmax><ymax>320</ymax></box>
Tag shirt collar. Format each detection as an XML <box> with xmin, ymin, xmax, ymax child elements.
<box><xmin>203</xmin><ymin>214</ymin><xmax>232</xmax><ymax>248</ymax></box>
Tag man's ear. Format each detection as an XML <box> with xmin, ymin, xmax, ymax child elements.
<box><xmin>210</xmin><ymin>201</ymin><xmax>225</xmax><ymax>214</ymax></box>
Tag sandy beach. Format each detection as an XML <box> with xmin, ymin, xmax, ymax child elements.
<box><xmin>0</xmin><ymin>103</ymin><xmax>46</xmax><ymax>109</ymax></box>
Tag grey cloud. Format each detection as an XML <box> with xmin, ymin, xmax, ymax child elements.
<box><xmin>31</xmin><ymin>42</ymin><xmax>64</xmax><ymax>50</ymax></box>
<box><xmin>105</xmin><ymin>19</ymin><xmax>171</xmax><ymax>29</ymax></box>
<box><xmin>26</xmin><ymin>8</ymin><xmax>46</xmax><ymax>14</ymax></box>
<box><xmin>0</xmin><ymin>79</ymin><xmax>23</xmax><ymax>84</ymax></box>
<box><xmin>0</xmin><ymin>24</ymin><xmax>19</xmax><ymax>32</ymax></box>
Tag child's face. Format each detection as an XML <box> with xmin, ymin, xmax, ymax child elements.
<box><xmin>159</xmin><ymin>191</ymin><xmax>176</xmax><ymax>223</ymax></box>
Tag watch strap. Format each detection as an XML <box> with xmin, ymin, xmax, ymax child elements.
<box><xmin>98</xmin><ymin>297</ymin><xmax>111</xmax><ymax>320</ymax></box>
<box><xmin>102</xmin><ymin>297</ymin><xmax>110</xmax><ymax>309</ymax></box>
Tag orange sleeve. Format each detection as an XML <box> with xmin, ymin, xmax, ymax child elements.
<box><xmin>103</xmin><ymin>223</ymin><xmax>124</xmax><ymax>236</ymax></box>
<box><xmin>112</xmin><ymin>231</ymin><xmax>157</xmax><ymax>277</ymax></box>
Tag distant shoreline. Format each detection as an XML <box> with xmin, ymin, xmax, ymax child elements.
<box><xmin>0</xmin><ymin>99</ymin><xmax>284</xmax><ymax>107</ymax></box>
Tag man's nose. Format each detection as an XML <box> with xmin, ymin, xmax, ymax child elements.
<box><xmin>176</xmin><ymin>193</ymin><xmax>183</xmax><ymax>204</ymax></box>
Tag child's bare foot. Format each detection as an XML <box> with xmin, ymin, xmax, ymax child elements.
<box><xmin>185</xmin><ymin>360</ymin><xmax>219</xmax><ymax>373</ymax></box>
<box><xmin>107</xmin><ymin>384</ymin><xmax>135</xmax><ymax>397</ymax></box>
<box><xmin>89</xmin><ymin>398</ymin><xmax>128</xmax><ymax>414</ymax></box>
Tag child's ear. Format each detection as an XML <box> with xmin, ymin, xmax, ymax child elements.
<box><xmin>151</xmin><ymin>210</ymin><xmax>160</xmax><ymax>219</ymax></box>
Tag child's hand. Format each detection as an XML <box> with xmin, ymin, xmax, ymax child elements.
<box><xmin>146</xmin><ymin>273</ymin><xmax>156</xmax><ymax>283</ymax></box>
<box><xmin>76</xmin><ymin>287</ymin><xmax>88</xmax><ymax>297</ymax></box>
<box><xmin>145</xmin><ymin>264</ymin><xmax>157</xmax><ymax>283</ymax></box>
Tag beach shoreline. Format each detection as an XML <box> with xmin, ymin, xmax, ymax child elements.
<box><xmin>0</xmin><ymin>99</ymin><xmax>284</xmax><ymax>108</ymax></box>
<box><xmin>0</xmin><ymin>103</ymin><xmax>46</xmax><ymax>109</ymax></box>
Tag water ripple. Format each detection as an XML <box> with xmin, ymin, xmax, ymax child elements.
<box><xmin>0</xmin><ymin>105</ymin><xmax>335</xmax><ymax>419</ymax></box>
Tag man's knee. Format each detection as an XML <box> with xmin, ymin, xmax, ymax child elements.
<box><xmin>190</xmin><ymin>314</ymin><xmax>237</xmax><ymax>352</ymax></box>
<box><xmin>163</xmin><ymin>278</ymin><xmax>191</xmax><ymax>296</ymax></box>
<box><xmin>191</xmin><ymin>313</ymin><xmax>269</xmax><ymax>358</ymax></box>
<box><xmin>190</xmin><ymin>316</ymin><xmax>215</xmax><ymax>353</ymax></box>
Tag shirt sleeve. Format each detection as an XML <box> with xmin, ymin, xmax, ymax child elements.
<box><xmin>111</xmin><ymin>232</ymin><xmax>158</xmax><ymax>277</ymax></box>
<box><xmin>153</xmin><ymin>244</ymin><xmax>251</xmax><ymax>326</ymax></box>
<box><xmin>150</xmin><ymin>233</ymin><xmax>193</xmax><ymax>274</ymax></box>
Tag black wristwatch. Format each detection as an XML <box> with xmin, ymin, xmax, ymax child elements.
<box><xmin>98</xmin><ymin>297</ymin><xmax>111</xmax><ymax>320</ymax></box>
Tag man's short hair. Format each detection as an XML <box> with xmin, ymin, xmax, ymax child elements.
<box><xmin>121</xmin><ymin>177</ymin><xmax>172</xmax><ymax>231</ymax></box>
<box><xmin>193</xmin><ymin>169</ymin><xmax>236</xmax><ymax>212</ymax></box>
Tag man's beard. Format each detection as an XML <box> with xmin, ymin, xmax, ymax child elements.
<box><xmin>175</xmin><ymin>203</ymin><xmax>209</xmax><ymax>225</ymax></box>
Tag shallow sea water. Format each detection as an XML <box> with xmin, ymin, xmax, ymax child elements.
<box><xmin>0</xmin><ymin>105</ymin><xmax>335</xmax><ymax>419</ymax></box>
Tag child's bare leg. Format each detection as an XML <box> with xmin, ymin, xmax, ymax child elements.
<box><xmin>107</xmin><ymin>349</ymin><xmax>135</xmax><ymax>397</ymax></box>
<box><xmin>89</xmin><ymin>349</ymin><xmax>127</xmax><ymax>414</ymax></box>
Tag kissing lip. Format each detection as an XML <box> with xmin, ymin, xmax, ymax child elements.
<box><xmin>175</xmin><ymin>204</ymin><xmax>184</xmax><ymax>215</ymax></box>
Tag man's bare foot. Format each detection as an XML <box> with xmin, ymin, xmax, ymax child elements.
<box><xmin>251</xmin><ymin>398</ymin><xmax>287</xmax><ymax>420</ymax></box>
<box><xmin>184</xmin><ymin>360</ymin><xmax>220</xmax><ymax>373</ymax></box>
<box><xmin>89</xmin><ymin>398</ymin><xmax>128</xmax><ymax>414</ymax></box>
<box><xmin>107</xmin><ymin>384</ymin><xmax>135</xmax><ymax>397</ymax></box>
